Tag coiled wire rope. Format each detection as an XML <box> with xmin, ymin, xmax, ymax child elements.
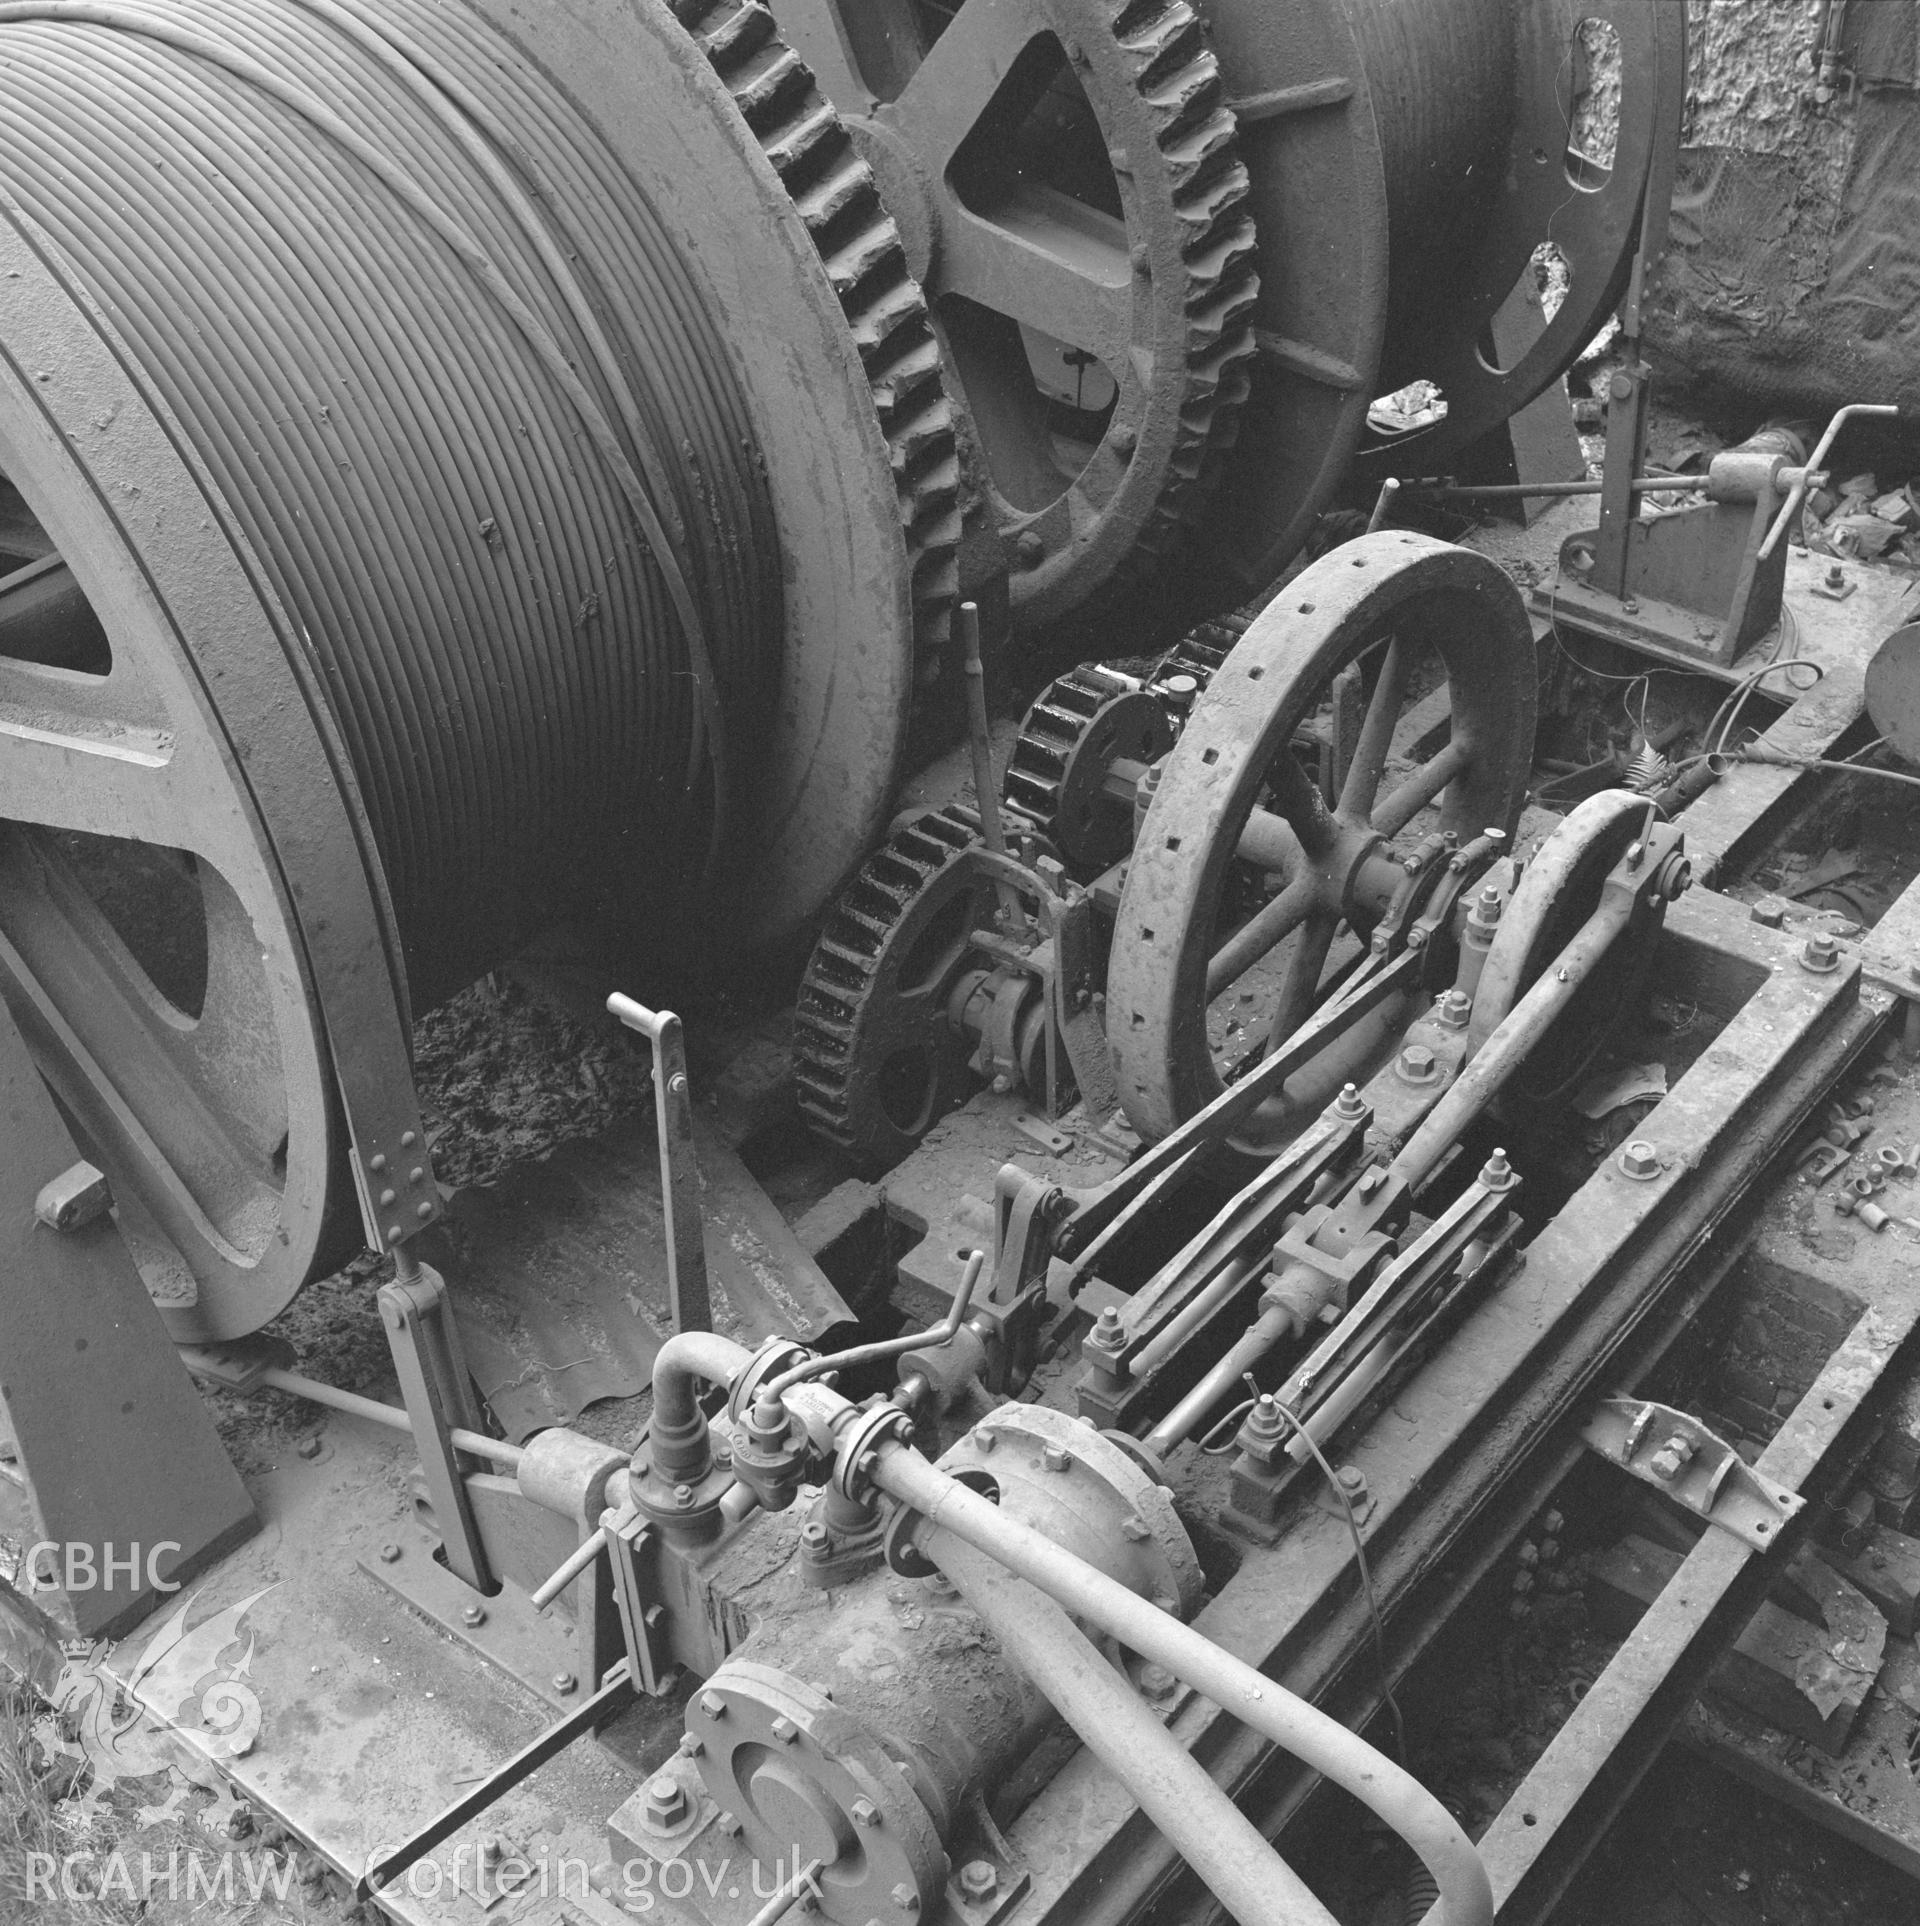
<box><xmin>0</xmin><ymin>0</ymin><xmax>782</xmax><ymax>1004</ymax></box>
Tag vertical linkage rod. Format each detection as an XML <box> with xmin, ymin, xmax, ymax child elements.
<box><xmin>960</xmin><ymin>599</ymin><xmax>1027</xmax><ymax>930</ymax></box>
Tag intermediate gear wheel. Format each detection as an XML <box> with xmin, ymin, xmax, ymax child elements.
<box><xmin>774</xmin><ymin>0</ymin><xmax>1259</xmax><ymax>630</ymax></box>
<box><xmin>1108</xmin><ymin>533</ymin><xmax>1538</xmax><ymax>1152</ymax></box>
<box><xmin>1004</xmin><ymin>665</ymin><xmax>1175</xmax><ymax>876</ymax></box>
<box><xmin>675</xmin><ymin>0</ymin><xmax>962</xmax><ymax>674</ymax></box>
<box><xmin>794</xmin><ymin>809</ymin><xmax>993</xmax><ymax>1174</ymax></box>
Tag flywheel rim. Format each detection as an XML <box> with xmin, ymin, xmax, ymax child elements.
<box><xmin>1107</xmin><ymin>532</ymin><xmax>1537</xmax><ymax>1150</ymax></box>
<box><xmin>776</xmin><ymin>0</ymin><xmax>1259</xmax><ymax>630</ymax></box>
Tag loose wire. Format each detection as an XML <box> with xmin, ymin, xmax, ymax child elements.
<box><xmin>1199</xmin><ymin>1376</ymin><xmax>1408</xmax><ymax>1763</ymax></box>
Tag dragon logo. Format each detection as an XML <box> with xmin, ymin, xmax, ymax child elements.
<box><xmin>34</xmin><ymin>1586</ymin><xmax>274</xmax><ymax>1828</ymax></box>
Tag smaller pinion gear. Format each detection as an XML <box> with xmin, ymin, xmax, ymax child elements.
<box><xmin>793</xmin><ymin>810</ymin><xmax>997</xmax><ymax>1174</ymax></box>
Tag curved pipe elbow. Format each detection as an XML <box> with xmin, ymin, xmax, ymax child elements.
<box><xmin>650</xmin><ymin>1331</ymin><xmax>755</xmax><ymax>1477</ymax></box>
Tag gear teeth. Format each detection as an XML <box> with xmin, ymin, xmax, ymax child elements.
<box><xmin>792</xmin><ymin>807</ymin><xmax>989</xmax><ymax>1169</ymax></box>
<box><xmin>1003</xmin><ymin>665</ymin><xmax>1164</xmax><ymax>858</ymax></box>
<box><xmin>1161</xmin><ymin>608</ymin><xmax>1251</xmax><ymax>687</ymax></box>
<box><xmin>1031</xmin><ymin>0</ymin><xmax>1258</xmax><ymax>621</ymax></box>
<box><xmin>677</xmin><ymin>0</ymin><xmax>958</xmax><ymax>672</ymax></box>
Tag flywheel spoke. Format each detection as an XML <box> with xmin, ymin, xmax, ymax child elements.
<box><xmin>1264</xmin><ymin>906</ymin><xmax>1341</xmax><ymax>1052</ymax></box>
<box><xmin>1374</xmin><ymin>735</ymin><xmax>1471</xmax><ymax>840</ymax></box>
<box><xmin>1335</xmin><ymin>636</ymin><xmax>1407</xmax><ymax>824</ymax></box>
<box><xmin>1206</xmin><ymin>869</ymin><xmax>1321</xmax><ymax>999</ymax></box>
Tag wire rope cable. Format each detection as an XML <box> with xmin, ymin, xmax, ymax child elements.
<box><xmin>0</xmin><ymin>0</ymin><xmax>783</xmax><ymax>1003</ymax></box>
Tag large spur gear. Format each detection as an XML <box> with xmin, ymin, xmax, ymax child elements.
<box><xmin>674</xmin><ymin>0</ymin><xmax>962</xmax><ymax>675</ymax></box>
<box><xmin>793</xmin><ymin>809</ymin><xmax>995</xmax><ymax>1174</ymax></box>
<box><xmin>774</xmin><ymin>0</ymin><xmax>1259</xmax><ymax>630</ymax></box>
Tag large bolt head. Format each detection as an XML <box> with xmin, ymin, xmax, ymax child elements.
<box><xmin>1138</xmin><ymin>1662</ymin><xmax>1177</xmax><ymax>1699</ymax></box>
<box><xmin>959</xmin><ymin>1861</ymin><xmax>999</xmax><ymax>1900</ymax></box>
<box><xmin>642</xmin><ymin>1776</ymin><xmax>688</xmax><ymax>1830</ymax></box>
<box><xmin>699</xmin><ymin>1689</ymin><xmax>727</xmax><ymax>1719</ymax></box>
<box><xmin>1396</xmin><ymin>1043</ymin><xmax>1438</xmax><ymax>1083</ymax></box>
<box><xmin>770</xmin><ymin>1715</ymin><xmax>799</xmax><ymax>1744</ymax></box>
<box><xmin>1618</xmin><ymin>1140</ymin><xmax>1661</xmax><ymax>1181</ymax></box>
<box><xmin>1802</xmin><ymin>931</ymin><xmax>1841</xmax><ymax>972</ymax></box>
<box><xmin>1041</xmin><ymin>1444</ymin><xmax>1072</xmax><ymax>1473</ymax></box>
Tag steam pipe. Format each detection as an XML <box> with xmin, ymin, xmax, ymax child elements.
<box><xmin>650</xmin><ymin>1331</ymin><xmax>756</xmax><ymax>1479</ymax></box>
<box><xmin>933</xmin><ymin>1534</ymin><xmax>1339</xmax><ymax>1926</ymax></box>
<box><xmin>870</xmin><ymin>1437</ymin><xmax>1492</xmax><ymax>1926</ymax></box>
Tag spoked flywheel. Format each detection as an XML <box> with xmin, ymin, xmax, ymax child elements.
<box><xmin>774</xmin><ymin>0</ymin><xmax>1260</xmax><ymax>629</ymax></box>
<box><xmin>1107</xmin><ymin>531</ymin><xmax>1537</xmax><ymax>1151</ymax></box>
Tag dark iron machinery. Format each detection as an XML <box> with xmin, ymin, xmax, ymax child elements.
<box><xmin>10</xmin><ymin>3</ymin><xmax>1918</xmax><ymax>1924</ymax></box>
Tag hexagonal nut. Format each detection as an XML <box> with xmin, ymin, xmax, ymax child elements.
<box><xmin>1802</xmin><ymin>932</ymin><xmax>1841</xmax><ymax>972</ymax></box>
<box><xmin>699</xmin><ymin>1689</ymin><xmax>727</xmax><ymax>1719</ymax></box>
<box><xmin>1396</xmin><ymin>1043</ymin><xmax>1438</xmax><ymax>1083</ymax></box>
<box><xmin>891</xmin><ymin>1880</ymin><xmax>923</xmax><ymax>1915</ymax></box>
<box><xmin>1040</xmin><ymin>1444</ymin><xmax>1071</xmax><ymax>1474</ymax></box>
<box><xmin>641</xmin><ymin>1776</ymin><xmax>688</xmax><ymax>1830</ymax></box>
<box><xmin>33</xmin><ymin>1160</ymin><xmax>112</xmax><ymax>1233</ymax></box>
<box><xmin>959</xmin><ymin>1861</ymin><xmax>998</xmax><ymax>1901</ymax></box>
<box><xmin>1618</xmin><ymin>1140</ymin><xmax>1661</xmax><ymax>1181</ymax></box>
<box><xmin>1138</xmin><ymin>1662</ymin><xmax>1178</xmax><ymax>1700</ymax></box>
<box><xmin>849</xmin><ymin>1798</ymin><xmax>880</xmax><ymax>1829</ymax></box>
<box><xmin>770</xmin><ymin>1715</ymin><xmax>799</xmax><ymax>1744</ymax></box>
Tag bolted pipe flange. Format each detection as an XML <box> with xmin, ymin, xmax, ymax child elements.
<box><xmin>685</xmin><ymin>1661</ymin><xmax>945</xmax><ymax>1926</ymax></box>
<box><xmin>728</xmin><ymin>1337</ymin><xmax>816</xmax><ymax>1426</ymax></box>
<box><xmin>831</xmin><ymin>1403</ymin><xmax>917</xmax><ymax>1506</ymax></box>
